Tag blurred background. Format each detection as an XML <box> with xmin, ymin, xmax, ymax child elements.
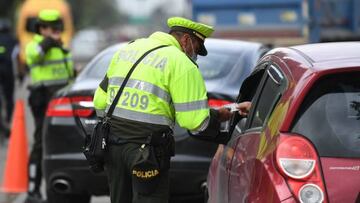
<box><xmin>0</xmin><ymin>0</ymin><xmax>192</xmax><ymax>71</ymax></box>
<box><xmin>1</xmin><ymin>0</ymin><xmax>360</xmax><ymax>72</ymax></box>
<box><xmin>0</xmin><ymin>1</ymin><xmax>359</xmax><ymax>202</ymax></box>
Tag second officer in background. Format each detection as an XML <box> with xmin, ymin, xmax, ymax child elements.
<box><xmin>24</xmin><ymin>9</ymin><xmax>74</xmax><ymax>203</ymax></box>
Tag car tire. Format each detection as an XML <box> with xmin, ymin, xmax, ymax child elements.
<box><xmin>47</xmin><ymin>189</ymin><xmax>91</xmax><ymax>203</ymax></box>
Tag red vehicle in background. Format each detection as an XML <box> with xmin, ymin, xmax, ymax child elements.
<box><xmin>207</xmin><ymin>42</ymin><xmax>360</xmax><ymax>203</ymax></box>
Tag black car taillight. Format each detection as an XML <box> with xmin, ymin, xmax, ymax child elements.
<box><xmin>208</xmin><ymin>99</ymin><xmax>231</xmax><ymax>108</ymax></box>
<box><xmin>46</xmin><ymin>96</ymin><xmax>94</xmax><ymax>117</ymax></box>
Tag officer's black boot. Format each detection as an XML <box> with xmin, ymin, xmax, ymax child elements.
<box><xmin>24</xmin><ymin>191</ymin><xmax>46</xmax><ymax>203</ymax></box>
<box><xmin>24</xmin><ymin>161</ymin><xmax>45</xmax><ymax>203</ymax></box>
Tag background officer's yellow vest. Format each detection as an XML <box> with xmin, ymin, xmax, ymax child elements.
<box><xmin>26</xmin><ymin>34</ymin><xmax>73</xmax><ymax>86</ymax></box>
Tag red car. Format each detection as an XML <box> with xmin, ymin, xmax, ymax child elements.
<box><xmin>207</xmin><ymin>42</ymin><xmax>360</xmax><ymax>203</ymax></box>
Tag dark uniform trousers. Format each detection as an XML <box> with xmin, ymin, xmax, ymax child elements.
<box><xmin>105</xmin><ymin>142</ymin><xmax>170</xmax><ymax>203</ymax></box>
<box><xmin>0</xmin><ymin>65</ymin><xmax>14</xmax><ymax>125</ymax></box>
<box><xmin>27</xmin><ymin>85</ymin><xmax>63</xmax><ymax>195</ymax></box>
<box><xmin>0</xmin><ymin>33</ymin><xmax>16</xmax><ymax>132</ymax></box>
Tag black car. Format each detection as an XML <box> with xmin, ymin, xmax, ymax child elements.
<box><xmin>43</xmin><ymin>39</ymin><xmax>267</xmax><ymax>203</ymax></box>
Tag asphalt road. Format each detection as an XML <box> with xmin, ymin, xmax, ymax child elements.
<box><xmin>0</xmin><ymin>79</ymin><xmax>110</xmax><ymax>203</ymax></box>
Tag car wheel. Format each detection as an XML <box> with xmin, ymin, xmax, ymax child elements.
<box><xmin>47</xmin><ymin>189</ymin><xmax>91</xmax><ymax>203</ymax></box>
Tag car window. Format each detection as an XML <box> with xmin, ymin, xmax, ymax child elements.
<box><xmin>197</xmin><ymin>46</ymin><xmax>261</xmax><ymax>100</ymax></box>
<box><xmin>228</xmin><ymin>63</ymin><xmax>268</xmax><ymax>135</ymax></box>
<box><xmin>237</xmin><ymin>62</ymin><xmax>268</xmax><ymax>102</ymax></box>
<box><xmin>77</xmin><ymin>52</ymin><xmax>114</xmax><ymax>80</ymax></box>
<box><xmin>291</xmin><ymin>72</ymin><xmax>360</xmax><ymax>158</ymax></box>
<box><xmin>248</xmin><ymin>65</ymin><xmax>285</xmax><ymax>129</ymax></box>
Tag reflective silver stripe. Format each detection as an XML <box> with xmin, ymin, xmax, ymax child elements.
<box><xmin>31</xmin><ymin>79</ymin><xmax>69</xmax><ymax>87</ymax></box>
<box><xmin>29</xmin><ymin>58</ymin><xmax>72</xmax><ymax>68</ymax></box>
<box><xmin>44</xmin><ymin>153</ymin><xmax>86</xmax><ymax>160</ymax></box>
<box><xmin>190</xmin><ymin>116</ymin><xmax>210</xmax><ymax>134</ymax></box>
<box><xmin>50</xmin><ymin>117</ymin><xmax>75</xmax><ymax>126</ymax></box>
<box><xmin>95</xmin><ymin>109</ymin><xmax>105</xmax><ymax>117</ymax></box>
<box><xmin>109</xmin><ymin>77</ymin><xmax>171</xmax><ymax>103</ymax></box>
<box><xmin>107</xmin><ymin>107</ymin><xmax>174</xmax><ymax>127</ymax></box>
<box><xmin>174</xmin><ymin>100</ymin><xmax>208</xmax><ymax>112</ymax></box>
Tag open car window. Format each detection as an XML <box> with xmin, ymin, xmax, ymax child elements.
<box><xmin>228</xmin><ymin>62</ymin><xmax>268</xmax><ymax>136</ymax></box>
<box><xmin>230</xmin><ymin>63</ymin><xmax>286</xmax><ymax>138</ymax></box>
<box><xmin>247</xmin><ymin>65</ymin><xmax>286</xmax><ymax>129</ymax></box>
<box><xmin>236</xmin><ymin>62</ymin><xmax>268</xmax><ymax>103</ymax></box>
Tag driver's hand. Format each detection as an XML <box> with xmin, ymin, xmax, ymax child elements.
<box><xmin>236</xmin><ymin>102</ymin><xmax>251</xmax><ymax>116</ymax></box>
<box><xmin>217</xmin><ymin>107</ymin><xmax>232</xmax><ymax>122</ymax></box>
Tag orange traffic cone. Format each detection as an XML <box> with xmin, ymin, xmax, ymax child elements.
<box><xmin>1</xmin><ymin>100</ymin><xmax>28</xmax><ymax>193</ymax></box>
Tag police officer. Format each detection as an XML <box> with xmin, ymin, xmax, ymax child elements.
<box><xmin>0</xmin><ymin>19</ymin><xmax>17</xmax><ymax>138</ymax></box>
<box><xmin>93</xmin><ymin>17</ymin><xmax>232</xmax><ymax>203</ymax></box>
<box><xmin>25</xmin><ymin>9</ymin><xmax>74</xmax><ymax>203</ymax></box>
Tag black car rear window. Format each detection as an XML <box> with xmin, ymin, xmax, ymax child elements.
<box><xmin>80</xmin><ymin>50</ymin><xmax>238</xmax><ymax>80</ymax></box>
<box><xmin>78</xmin><ymin>53</ymin><xmax>114</xmax><ymax>79</ymax></box>
<box><xmin>197</xmin><ymin>50</ymin><xmax>238</xmax><ymax>80</ymax></box>
<box><xmin>291</xmin><ymin>72</ymin><xmax>360</xmax><ymax>158</ymax></box>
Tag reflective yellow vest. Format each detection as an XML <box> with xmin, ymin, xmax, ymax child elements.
<box><xmin>26</xmin><ymin>34</ymin><xmax>73</xmax><ymax>86</ymax></box>
<box><xmin>94</xmin><ymin>32</ymin><xmax>209</xmax><ymax>131</ymax></box>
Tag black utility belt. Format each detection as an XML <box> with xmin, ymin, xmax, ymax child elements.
<box><xmin>108</xmin><ymin>130</ymin><xmax>173</xmax><ymax>146</ymax></box>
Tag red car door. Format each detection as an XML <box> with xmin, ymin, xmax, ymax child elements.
<box><xmin>228</xmin><ymin>130</ymin><xmax>261</xmax><ymax>203</ymax></box>
<box><xmin>228</xmin><ymin>64</ymin><xmax>287</xmax><ymax>203</ymax></box>
<box><xmin>207</xmin><ymin>135</ymin><xmax>240</xmax><ymax>203</ymax></box>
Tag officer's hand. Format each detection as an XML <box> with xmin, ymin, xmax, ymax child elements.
<box><xmin>40</xmin><ymin>37</ymin><xmax>62</xmax><ymax>53</ymax></box>
<box><xmin>217</xmin><ymin>107</ymin><xmax>232</xmax><ymax>122</ymax></box>
<box><xmin>236</xmin><ymin>101</ymin><xmax>251</xmax><ymax>116</ymax></box>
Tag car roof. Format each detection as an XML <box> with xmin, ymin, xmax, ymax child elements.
<box><xmin>264</xmin><ymin>42</ymin><xmax>360</xmax><ymax>77</ymax></box>
<box><xmin>290</xmin><ymin>42</ymin><xmax>360</xmax><ymax>63</ymax></box>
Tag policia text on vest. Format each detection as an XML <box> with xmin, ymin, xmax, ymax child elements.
<box><xmin>132</xmin><ymin>168</ymin><xmax>159</xmax><ymax>179</ymax></box>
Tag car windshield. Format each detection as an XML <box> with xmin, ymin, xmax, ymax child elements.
<box><xmin>291</xmin><ymin>72</ymin><xmax>360</xmax><ymax>158</ymax></box>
